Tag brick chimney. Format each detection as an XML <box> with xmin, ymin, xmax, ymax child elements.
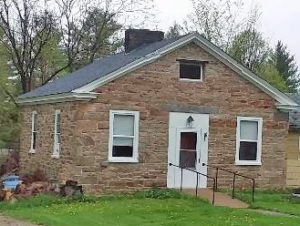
<box><xmin>125</xmin><ymin>29</ymin><xmax>164</xmax><ymax>53</ymax></box>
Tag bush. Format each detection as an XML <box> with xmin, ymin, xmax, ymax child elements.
<box><xmin>0</xmin><ymin>151</ymin><xmax>19</xmax><ymax>176</ymax></box>
<box><xmin>21</xmin><ymin>169</ymin><xmax>48</xmax><ymax>184</ymax></box>
<box><xmin>135</xmin><ymin>187</ymin><xmax>184</xmax><ymax>199</ymax></box>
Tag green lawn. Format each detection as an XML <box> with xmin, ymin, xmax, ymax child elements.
<box><xmin>231</xmin><ymin>189</ymin><xmax>300</xmax><ymax>216</ymax></box>
<box><xmin>0</xmin><ymin>189</ymin><xmax>299</xmax><ymax>226</ymax></box>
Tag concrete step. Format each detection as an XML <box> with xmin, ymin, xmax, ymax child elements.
<box><xmin>183</xmin><ymin>188</ymin><xmax>250</xmax><ymax>209</ymax></box>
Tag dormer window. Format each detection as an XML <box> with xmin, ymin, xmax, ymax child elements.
<box><xmin>177</xmin><ymin>59</ymin><xmax>207</xmax><ymax>81</ymax></box>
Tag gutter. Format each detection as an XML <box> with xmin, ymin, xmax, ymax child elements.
<box><xmin>16</xmin><ymin>92</ymin><xmax>97</xmax><ymax>105</ymax></box>
<box><xmin>275</xmin><ymin>103</ymin><xmax>300</xmax><ymax>112</ymax></box>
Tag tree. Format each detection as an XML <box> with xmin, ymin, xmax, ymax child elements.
<box><xmin>165</xmin><ymin>22</ymin><xmax>184</xmax><ymax>39</ymax></box>
<box><xmin>0</xmin><ymin>0</ymin><xmax>56</xmax><ymax>93</ymax></box>
<box><xmin>258</xmin><ymin>63</ymin><xmax>289</xmax><ymax>92</ymax></box>
<box><xmin>0</xmin><ymin>41</ymin><xmax>19</xmax><ymax>148</ymax></box>
<box><xmin>0</xmin><ymin>0</ymin><xmax>155</xmax><ymax>93</ymax></box>
<box><xmin>73</xmin><ymin>7</ymin><xmax>122</xmax><ymax>69</ymax></box>
<box><xmin>36</xmin><ymin>32</ymin><xmax>69</xmax><ymax>84</ymax></box>
<box><xmin>47</xmin><ymin>0</ymin><xmax>156</xmax><ymax>82</ymax></box>
<box><xmin>271</xmin><ymin>41</ymin><xmax>300</xmax><ymax>92</ymax></box>
<box><xmin>186</xmin><ymin>0</ymin><xmax>260</xmax><ymax>51</ymax></box>
<box><xmin>228</xmin><ymin>29</ymin><xmax>269</xmax><ymax>72</ymax></box>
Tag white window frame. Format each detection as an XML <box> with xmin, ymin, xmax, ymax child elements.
<box><xmin>108</xmin><ymin>110</ymin><xmax>139</xmax><ymax>163</ymax></box>
<box><xmin>179</xmin><ymin>62</ymin><xmax>203</xmax><ymax>82</ymax></box>
<box><xmin>235</xmin><ymin>116</ymin><xmax>263</xmax><ymax>166</ymax></box>
<box><xmin>52</xmin><ymin>110</ymin><xmax>61</xmax><ymax>158</ymax></box>
<box><xmin>30</xmin><ymin>111</ymin><xmax>37</xmax><ymax>153</ymax></box>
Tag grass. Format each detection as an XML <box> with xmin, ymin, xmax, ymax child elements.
<box><xmin>231</xmin><ymin>189</ymin><xmax>300</xmax><ymax>216</ymax></box>
<box><xmin>0</xmin><ymin>188</ymin><xmax>299</xmax><ymax>225</ymax></box>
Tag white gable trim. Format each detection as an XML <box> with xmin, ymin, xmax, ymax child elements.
<box><xmin>17</xmin><ymin>92</ymin><xmax>97</xmax><ymax>105</ymax></box>
<box><xmin>72</xmin><ymin>33</ymin><xmax>298</xmax><ymax>108</ymax></box>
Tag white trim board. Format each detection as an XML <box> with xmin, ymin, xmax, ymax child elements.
<box><xmin>235</xmin><ymin>116</ymin><xmax>263</xmax><ymax>166</ymax></box>
<box><xmin>108</xmin><ymin>110</ymin><xmax>139</xmax><ymax>163</ymax></box>
<box><xmin>18</xmin><ymin>32</ymin><xmax>298</xmax><ymax>108</ymax></box>
<box><xmin>17</xmin><ymin>92</ymin><xmax>97</xmax><ymax>105</ymax></box>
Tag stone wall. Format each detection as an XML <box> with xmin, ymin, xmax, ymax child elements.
<box><xmin>19</xmin><ymin>43</ymin><xmax>289</xmax><ymax>193</ymax></box>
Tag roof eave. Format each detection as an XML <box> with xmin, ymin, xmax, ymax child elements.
<box><xmin>16</xmin><ymin>92</ymin><xmax>97</xmax><ymax>106</ymax></box>
<box><xmin>275</xmin><ymin>104</ymin><xmax>300</xmax><ymax>112</ymax></box>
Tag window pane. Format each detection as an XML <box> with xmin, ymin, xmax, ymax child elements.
<box><xmin>56</xmin><ymin>113</ymin><xmax>61</xmax><ymax>133</ymax></box>
<box><xmin>56</xmin><ymin>134</ymin><xmax>61</xmax><ymax>144</ymax></box>
<box><xmin>179</xmin><ymin>132</ymin><xmax>197</xmax><ymax>169</ymax></box>
<box><xmin>240</xmin><ymin>120</ymin><xmax>258</xmax><ymax>140</ymax></box>
<box><xmin>239</xmin><ymin>141</ymin><xmax>257</xmax><ymax>160</ymax></box>
<box><xmin>180</xmin><ymin>64</ymin><xmax>201</xmax><ymax>79</ymax></box>
<box><xmin>180</xmin><ymin>132</ymin><xmax>197</xmax><ymax>150</ymax></box>
<box><xmin>180</xmin><ymin>151</ymin><xmax>196</xmax><ymax>168</ymax></box>
<box><xmin>33</xmin><ymin>132</ymin><xmax>37</xmax><ymax>150</ymax></box>
<box><xmin>55</xmin><ymin>143</ymin><xmax>61</xmax><ymax>153</ymax></box>
<box><xmin>112</xmin><ymin>137</ymin><xmax>133</xmax><ymax>157</ymax></box>
<box><xmin>113</xmin><ymin>114</ymin><xmax>134</xmax><ymax>136</ymax></box>
<box><xmin>33</xmin><ymin>114</ymin><xmax>37</xmax><ymax>131</ymax></box>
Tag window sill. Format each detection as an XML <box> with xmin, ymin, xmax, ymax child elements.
<box><xmin>29</xmin><ymin>149</ymin><xmax>36</xmax><ymax>154</ymax></box>
<box><xmin>51</xmin><ymin>154</ymin><xmax>60</xmax><ymax>159</ymax></box>
<box><xmin>102</xmin><ymin>159</ymin><xmax>139</xmax><ymax>166</ymax></box>
<box><xmin>179</xmin><ymin>78</ymin><xmax>202</xmax><ymax>82</ymax></box>
<box><xmin>235</xmin><ymin>161</ymin><xmax>261</xmax><ymax>166</ymax></box>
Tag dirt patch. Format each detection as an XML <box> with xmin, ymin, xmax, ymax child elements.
<box><xmin>0</xmin><ymin>214</ymin><xmax>37</xmax><ymax>226</ymax></box>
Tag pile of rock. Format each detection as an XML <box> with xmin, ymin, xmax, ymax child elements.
<box><xmin>0</xmin><ymin>180</ymin><xmax>83</xmax><ymax>203</ymax></box>
<box><xmin>0</xmin><ymin>189</ymin><xmax>17</xmax><ymax>203</ymax></box>
<box><xmin>60</xmin><ymin>180</ymin><xmax>83</xmax><ymax>198</ymax></box>
<box><xmin>15</xmin><ymin>181</ymin><xmax>49</xmax><ymax>198</ymax></box>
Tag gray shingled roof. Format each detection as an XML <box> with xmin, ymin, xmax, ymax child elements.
<box><xmin>19</xmin><ymin>36</ymin><xmax>183</xmax><ymax>99</ymax></box>
<box><xmin>286</xmin><ymin>93</ymin><xmax>300</xmax><ymax>130</ymax></box>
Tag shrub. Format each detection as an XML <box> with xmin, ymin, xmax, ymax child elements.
<box><xmin>0</xmin><ymin>151</ymin><xmax>19</xmax><ymax>176</ymax></box>
<box><xmin>135</xmin><ymin>187</ymin><xmax>184</xmax><ymax>199</ymax></box>
<box><xmin>21</xmin><ymin>169</ymin><xmax>48</xmax><ymax>184</ymax></box>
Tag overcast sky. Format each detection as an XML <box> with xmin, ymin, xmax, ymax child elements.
<box><xmin>153</xmin><ymin>0</ymin><xmax>300</xmax><ymax>67</ymax></box>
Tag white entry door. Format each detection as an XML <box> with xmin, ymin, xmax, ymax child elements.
<box><xmin>167</xmin><ymin>112</ymin><xmax>209</xmax><ymax>189</ymax></box>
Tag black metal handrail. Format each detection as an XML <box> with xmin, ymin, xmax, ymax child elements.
<box><xmin>169</xmin><ymin>163</ymin><xmax>216</xmax><ymax>205</ymax></box>
<box><xmin>202</xmin><ymin>163</ymin><xmax>255</xmax><ymax>202</ymax></box>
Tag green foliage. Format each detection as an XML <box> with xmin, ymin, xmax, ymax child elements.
<box><xmin>271</xmin><ymin>41</ymin><xmax>300</xmax><ymax>92</ymax></box>
<box><xmin>73</xmin><ymin>7</ymin><xmax>122</xmax><ymax>70</ymax></box>
<box><xmin>0</xmin><ymin>194</ymin><xmax>62</xmax><ymax>210</ymax></box>
<box><xmin>135</xmin><ymin>187</ymin><xmax>185</xmax><ymax>199</ymax></box>
<box><xmin>0</xmin><ymin>40</ymin><xmax>19</xmax><ymax>148</ymax></box>
<box><xmin>37</xmin><ymin>33</ymin><xmax>69</xmax><ymax>83</ymax></box>
<box><xmin>258</xmin><ymin>63</ymin><xmax>289</xmax><ymax>92</ymax></box>
<box><xmin>228</xmin><ymin>29</ymin><xmax>270</xmax><ymax>72</ymax></box>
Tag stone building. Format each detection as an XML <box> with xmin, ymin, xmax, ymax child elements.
<box><xmin>17</xmin><ymin>29</ymin><xmax>299</xmax><ymax>193</ymax></box>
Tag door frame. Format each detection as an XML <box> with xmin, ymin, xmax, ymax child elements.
<box><xmin>167</xmin><ymin>112</ymin><xmax>209</xmax><ymax>189</ymax></box>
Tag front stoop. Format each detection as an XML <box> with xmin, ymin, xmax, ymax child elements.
<box><xmin>183</xmin><ymin>188</ymin><xmax>250</xmax><ymax>209</ymax></box>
